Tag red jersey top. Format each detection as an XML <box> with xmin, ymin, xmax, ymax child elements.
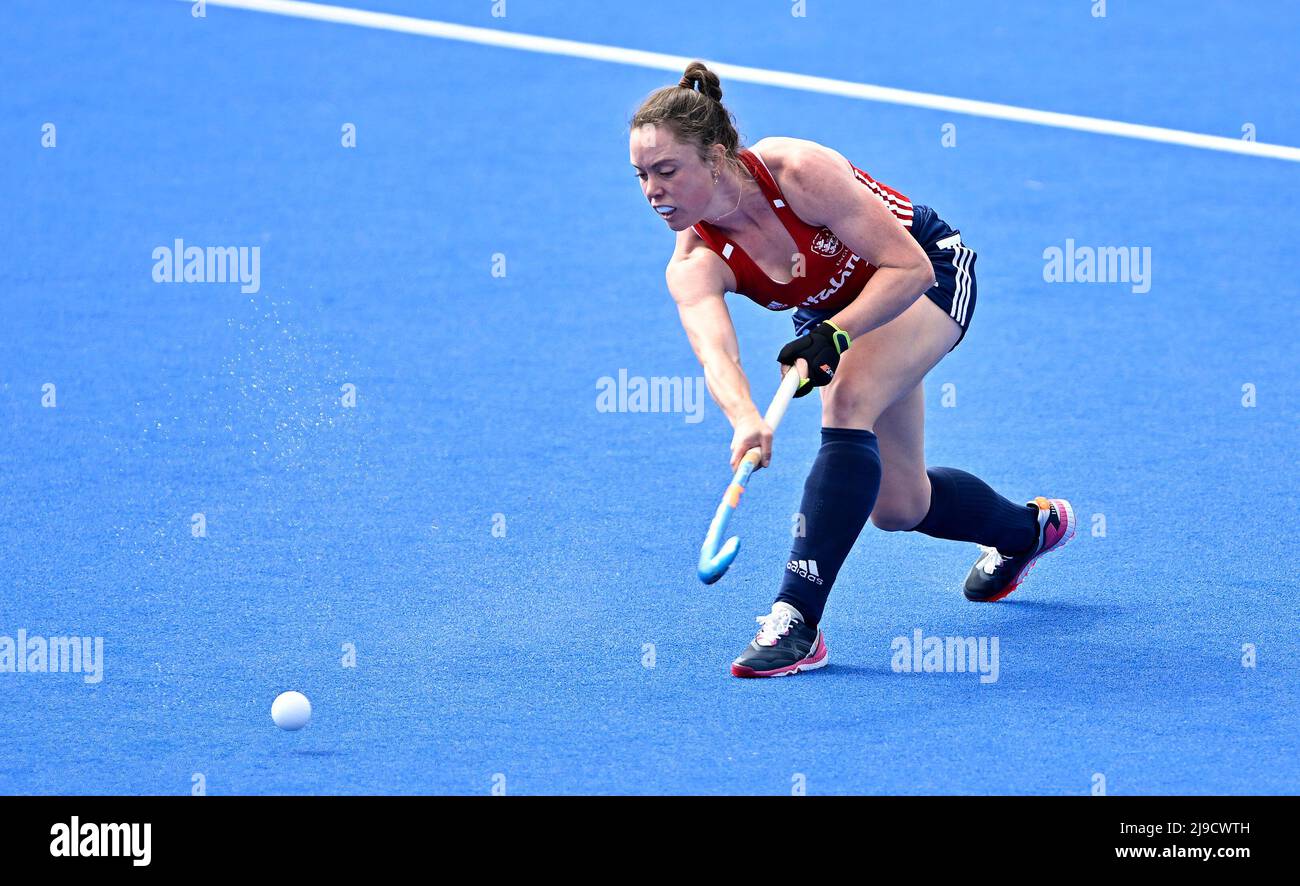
<box><xmin>691</xmin><ymin>148</ymin><xmax>914</xmax><ymax>313</ymax></box>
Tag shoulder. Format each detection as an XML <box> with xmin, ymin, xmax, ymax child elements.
<box><xmin>751</xmin><ymin>137</ymin><xmax>859</xmax><ymax>227</ymax></box>
<box><xmin>750</xmin><ymin>136</ymin><xmax>852</xmax><ymax>186</ymax></box>
<box><xmin>665</xmin><ymin>227</ymin><xmax>734</xmax><ymax>298</ymax></box>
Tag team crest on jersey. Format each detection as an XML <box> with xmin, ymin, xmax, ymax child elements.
<box><xmin>810</xmin><ymin>228</ymin><xmax>843</xmax><ymax>258</ymax></box>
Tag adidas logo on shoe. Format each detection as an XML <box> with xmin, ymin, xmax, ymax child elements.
<box><xmin>786</xmin><ymin>559</ymin><xmax>823</xmax><ymax>584</ymax></box>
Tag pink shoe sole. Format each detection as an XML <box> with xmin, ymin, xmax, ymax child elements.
<box><xmin>730</xmin><ymin>631</ymin><xmax>829</xmax><ymax>678</ymax></box>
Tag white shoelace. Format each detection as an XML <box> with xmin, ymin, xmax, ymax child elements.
<box><xmin>977</xmin><ymin>545</ymin><xmax>1007</xmax><ymax>575</ymax></box>
<box><xmin>755</xmin><ymin>607</ymin><xmax>795</xmax><ymax>646</ymax></box>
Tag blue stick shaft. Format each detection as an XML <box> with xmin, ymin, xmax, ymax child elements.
<box><xmin>697</xmin><ymin>365</ymin><xmax>805</xmax><ymax>584</ymax></box>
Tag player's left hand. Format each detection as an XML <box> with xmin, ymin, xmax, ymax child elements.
<box><xmin>777</xmin><ymin>321</ymin><xmax>852</xmax><ymax>398</ymax></box>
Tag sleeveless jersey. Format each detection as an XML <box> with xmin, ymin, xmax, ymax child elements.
<box><xmin>691</xmin><ymin>148</ymin><xmax>913</xmax><ymax>313</ymax></box>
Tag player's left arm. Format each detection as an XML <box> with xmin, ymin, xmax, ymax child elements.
<box><xmin>780</xmin><ymin>143</ymin><xmax>936</xmax><ymax>340</ymax></box>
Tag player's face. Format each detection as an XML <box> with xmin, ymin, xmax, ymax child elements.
<box><xmin>629</xmin><ymin>124</ymin><xmax>714</xmax><ymax>231</ymax></box>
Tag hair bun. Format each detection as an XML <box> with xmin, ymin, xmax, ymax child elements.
<box><xmin>678</xmin><ymin>61</ymin><xmax>723</xmax><ymax>103</ymax></box>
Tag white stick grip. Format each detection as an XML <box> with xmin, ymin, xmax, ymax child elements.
<box><xmin>741</xmin><ymin>358</ymin><xmax>806</xmax><ymax>466</ymax></box>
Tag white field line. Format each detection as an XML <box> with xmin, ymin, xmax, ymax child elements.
<box><xmin>187</xmin><ymin>0</ymin><xmax>1300</xmax><ymax>163</ymax></box>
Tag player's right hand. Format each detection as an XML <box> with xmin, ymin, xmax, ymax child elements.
<box><xmin>730</xmin><ymin>412</ymin><xmax>773</xmax><ymax>473</ymax></box>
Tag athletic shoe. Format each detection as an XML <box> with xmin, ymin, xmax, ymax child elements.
<box><xmin>963</xmin><ymin>496</ymin><xmax>1075</xmax><ymax>602</ymax></box>
<box><xmin>730</xmin><ymin>601</ymin><xmax>829</xmax><ymax>677</ymax></box>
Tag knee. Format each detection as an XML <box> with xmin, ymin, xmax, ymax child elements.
<box><xmin>870</xmin><ymin>493</ymin><xmax>930</xmax><ymax>532</ymax></box>
<box><xmin>821</xmin><ymin>384</ymin><xmax>882</xmax><ymax>430</ymax></box>
<box><xmin>868</xmin><ymin>506</ymin><xmax>920</xmax><ymax>527</ymax></box>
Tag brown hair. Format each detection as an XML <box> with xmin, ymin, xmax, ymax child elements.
<box><xmin>631</xmin><ymin>61</ymin><xmax>745</xmax><ymax>176</ymax></box>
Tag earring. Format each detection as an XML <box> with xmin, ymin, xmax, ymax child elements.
<box><xmin>712</xmin><ymin>169</ymin><xmax>719</xmax><ymax>184</ymax></box>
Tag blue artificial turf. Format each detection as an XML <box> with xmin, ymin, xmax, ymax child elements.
<box><xmin>1</xmin><ymin>0</ymin><xmax>1296</xmax><ymax>795</ymax></box>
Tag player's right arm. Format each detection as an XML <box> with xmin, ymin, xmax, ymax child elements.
<box><xmin>665</xmin><ymin>237</ymin><xmax>773</xmax><ymax>470</ymax></box>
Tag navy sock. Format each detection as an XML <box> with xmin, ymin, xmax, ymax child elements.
<box><xmin>910</xmin><ymin>467</ymin><xmax>1038</xmax><ymax>554</ymax></box>
<box><xmin>774</xmin><ymin>427</ymin><xmax>881</xmax><ymax>628</ymax></box>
